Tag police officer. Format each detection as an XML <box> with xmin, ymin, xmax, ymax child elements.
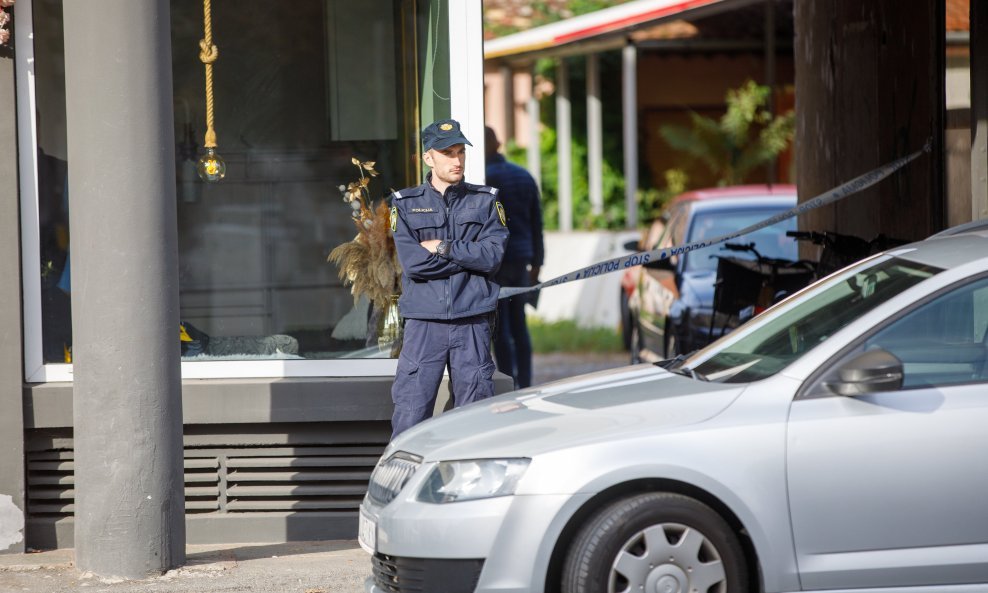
<box><xmin>389</xmin><ymin>119</ymin><xmax>509</xmax><ymax>438</ymax></box>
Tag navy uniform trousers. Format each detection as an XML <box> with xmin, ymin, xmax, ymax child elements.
<box><xmin>391</xmin><ymin>314</ymin><xmax>496</xmax><ymax>438</ymax></box>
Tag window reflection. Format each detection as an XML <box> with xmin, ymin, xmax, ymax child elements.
<box><xmin>33</xmin><ymin>0</ymin><xmax>419</xmax><ymax>363</ymax></box>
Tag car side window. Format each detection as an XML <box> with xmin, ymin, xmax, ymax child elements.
<box><xmin>660</xmin><ymin>207</ymin><xmax>687</xmax><ymax>266</ymax></box>
<box><xmin>812</xmin><ymin>276</ymin><xmax>988</xmax><ymax>394</ymax></box>
<box><xmin>669</xmin><ymin>208</ymin><xmax>688</xmax><ymax>248</ymax></box>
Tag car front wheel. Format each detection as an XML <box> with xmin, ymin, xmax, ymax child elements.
<box><xmin>664</xmin><ymin>321</ymin><xmax>679</xmax><ymax>359</ymax></box>
<box><xmin>620</xmin><ymin>288</ymin><xmax>633</xmax><ymax>351</ymax></box>
<box><xmin>561</xmin><ymin>492</ymin><xmax>748</xmax><ymax>593</ymax></box>
<box><xmin>629</xmin><ymin>321</ymin><xmax>643</xmax><ymax>364</ymax></box>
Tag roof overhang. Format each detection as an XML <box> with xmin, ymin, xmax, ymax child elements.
<box><xmin>484</xmin><ymin>0</ymin><xmax>766</xmax><ymax>62</ymax></box>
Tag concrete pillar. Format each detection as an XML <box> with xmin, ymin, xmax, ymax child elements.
<box><xmin>622</xmin><ymin>44</ymin><xmax>639</xmax><ymax>229</ymax></box>
<box><xmin>527</xmin><ymin>64</ymin><xmax>542</xmax><ymax>190</ymax></box>
<box><xmin>448</xmin><ymin>0</ymin><xmax>486</xmax><ymax>182</ymax></box>
<box><xmin>556</xmin><ymin>59</ymin><xmax>573</xmax><ymax>231</ymax></box>
<box><xmin>0</xmin><ymin>37</ymin><xmax>26</xmax><ymax>555</ymax></box>
<box><xmin>500</xmin><ymin>65</ymin><xmax>514</xmax><ymax>142</ymax></box>
<box><xmin>587</xmin><ymin>53</ymin><xmax>603</xmax><ymax>216</ymax></box>
<box><xmin>63</xmin><ymin>0</ymin><xmax>185</xmax><ymax>577</ymax></box>
<box><xmin>973</xmin><ymin>0</ymin><xmax>988</xmax><ymax>220</ymax></box>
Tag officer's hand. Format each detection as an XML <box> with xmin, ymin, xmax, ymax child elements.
<box><xmin>420</xmin><ymin>239</ymin><xmax>442</xmax><ymax>253</ymax></box>
<box><xmin>528</xmin><ymin>266</ymin><xmax>541</xmax><ymax>286</ymax></box>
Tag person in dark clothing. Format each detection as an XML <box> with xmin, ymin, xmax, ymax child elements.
<box><xmin>484</xmin><ymin>126</ymin><xmax>545</xmax><ymax>389</ymax></box>
<box><xmin>389</xmin><ymin>119</ymin><xmax>509</xmax><ymax>438</ymax></box>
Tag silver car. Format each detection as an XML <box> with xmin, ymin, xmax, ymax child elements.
<box><xmin>359</xmin><ymin>228</ymin><xmax>988</xmax><ymax>593</ymax></box>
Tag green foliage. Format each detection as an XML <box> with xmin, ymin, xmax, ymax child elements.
<box><xmin>659</xmin><ymin>80</ymin><xmax>794</xmax><ymax>187</ymax></box>
<box><xmin>528</xmin><ymin>318</ymin><xmax>624</xmax><ymax>353</ymax></box>
<box><xmin>519</xmin><ymin>54</ymin><xmax>634</xmax><ymax>231</ymax></box>
<box><xmin>636</xmin><ymin>168</ymin><xmax>688</xmax><ymax>225</ymax></box>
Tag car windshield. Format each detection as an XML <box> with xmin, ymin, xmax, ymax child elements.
<box><xmin>680</xmin><ymin>256</ymin><xmax>942</xmax><ymax>383</ymax></box>
<box><xmin>684</xmin><ymin>208</ymin><xmax>798</xmax><ymax>273</ymax></box>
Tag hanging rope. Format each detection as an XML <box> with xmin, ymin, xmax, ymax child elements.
<box><xmin>199</xmin><ymin>0</ymin><xmax>219</xmax><ymax>149</ymax></box>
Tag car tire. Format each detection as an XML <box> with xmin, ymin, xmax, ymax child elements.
<box><xmin>664</xmin><ymin>321</ymin><xmax>678</xmax><ymax>359</ymax></box>
<box><xmin>629</xmin><ymin>321</ymin><xmax>642</xmax><ymax>364</ymax></box>
<box><xmin>561</xmin><ymin>492</ymin><xmax>748</xmax><ymax>593</ymax></box>
<box><xmin>619</xmin><ymin>289</ymin><xmax>633</xmax><ymax>351</ymax></box>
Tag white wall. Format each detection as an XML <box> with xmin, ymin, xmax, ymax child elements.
<box><xmin>529</xmin><ymin>230</ymin><xmax>639</xmax><ymax>329</ymax></box>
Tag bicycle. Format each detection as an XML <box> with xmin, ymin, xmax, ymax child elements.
<box><xmin>710</xmin><ymin>242</ymin><xmax>816</xmax><ymax>334</ymax></box>
<box><xmin>786</xmin><ymin>230</ymin><xmax>909</xmax><ymax>279</ymax></box>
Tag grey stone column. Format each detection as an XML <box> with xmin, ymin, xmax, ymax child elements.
<box><xmin>63</xmin><ymin>0</ymin><xmax>185</xmax><ymax>577</ymax></box>
<box><xmin>0</xmin><ymin>46</ymin><xmax>26</xmax><ymax>555</ymax></box>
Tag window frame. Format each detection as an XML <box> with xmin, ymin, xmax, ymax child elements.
<box><xmin>17</xmin><ymin>0</ymin><xmax>485</xmax><ymax>383</ymax></box>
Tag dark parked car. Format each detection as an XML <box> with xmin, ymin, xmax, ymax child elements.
<box><xmin>626</xmin><ymin>185</ymin><xmax>799</xmax><ymax>361</ymax></box>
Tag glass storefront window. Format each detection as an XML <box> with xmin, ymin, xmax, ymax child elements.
<box><xmin>27</xmin><ymin>0</ymin><xmax>447</xmax><ymax>373</ymax></box>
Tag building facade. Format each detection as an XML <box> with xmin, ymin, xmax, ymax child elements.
<box><xmin>0</xmin><ymin>0</ymin><xmax>495</xmax><ymax>552</ymax></box>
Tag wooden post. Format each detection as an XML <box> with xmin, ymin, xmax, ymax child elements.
<box><xmin>972</xmin><ymin>0</ymin><xmax>988</xmax><ymax>220</ymax></box>
<box><xmin>794</xmin><ymin>0</ymin><xmax>944</xmax><ymax>241</ymax></box>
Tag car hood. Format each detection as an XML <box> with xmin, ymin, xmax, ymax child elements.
<box><xmin>389</xmin><ymin>364</ymin><xmax>745</xmax><ymax>461</ymax></box>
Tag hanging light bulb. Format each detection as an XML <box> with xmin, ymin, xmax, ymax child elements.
<box><xmin>197</xmin><ymin>147</ymin><xmax>226</xmax><ymax>182</ymax></box>
<box><xmin>197</xmin><ymin>0</ymin><xmax>224</xmax><ymax>183</ymax></box>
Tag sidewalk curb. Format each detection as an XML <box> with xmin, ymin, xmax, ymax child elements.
<box><xmin>0</xmin><ymin>549</ymin><xmax>74</xmax><ymax>572</ymax></box>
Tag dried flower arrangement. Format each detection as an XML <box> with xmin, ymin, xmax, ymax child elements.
<box><xmin>327</xmin><ymin>158</ymin><xmax>401</xmax><ymax>311</ymax></box>
<box><xmin>0</xmin><ymin>0</ymin><xmax>14</xmax><ymax>46</ymax></box>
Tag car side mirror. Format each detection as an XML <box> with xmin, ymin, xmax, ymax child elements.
<box><xmin>825</xmin><ymin>348</ymin><xmax>903</xmax><ymax>396</ymax></box>
<box><xmin>643</xmin><ymin>257</ymin><xmax>675</xmax><ymax>271</ymax></box>
<box><xmin>623</xmin><ymin>240</ymin><xmax>640</xmax><ymax>251</ymax></box>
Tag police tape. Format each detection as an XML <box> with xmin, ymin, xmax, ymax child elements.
<box><xmin>498</xmin><ymin>140</ymin><xmax>932</xmax><ymax>300</ymax></box>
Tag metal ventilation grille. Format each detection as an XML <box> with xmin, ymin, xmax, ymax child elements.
<box><xmin>26</xmin><ymin>452</ymin><xmax>74</xmax><ymax>517</ymax></box>
<box><xmin>225</xmin><ymin>449</ymin><xmax>378</xmax><ymax>512</ymax></box>
<box><xmin>367</xmin><ymin>452</ymin><xmax>422</xmax><ymax>506</ymax></box>
<box><xmin>184</xmin><ymin>457</ymin><xmax>220</xmax><ymax>513</ymax></box>
<box><xmin>26</xmin><ymin>444</ymin><xmax>386</xmax><ymax>518</ymax></box>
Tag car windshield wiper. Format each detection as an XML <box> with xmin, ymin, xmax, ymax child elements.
<box><xmin>667</xmin><ymin>366</ymin><xmax>709</xmax><ymax>381</ymax></box>
<box><xmin>657</xmin><ymin>353</ymin><xmax>708</xmax><ymax>381</ymax></box>
<box><xmin>656</xmin><ymin>354</ymin><xmax>690</xmax><ymax>370</ymax></box>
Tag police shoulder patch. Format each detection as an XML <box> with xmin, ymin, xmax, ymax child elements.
<box><xmin>393</xmin><ymin>186</ymin><xmax>426</xmax><ymax>200</ymax></box>
<box><xmin>389</xmin><ymin>206</ymin><xmax>398</xmax><ymax>232</ymax></box>
<box><xmin>465</xmin><ymin>182</ymin><xmax>496</xmax><ymax>195</ymax></box>
<box><xmin>495</xmin><ymin>201</ymin><xmax>507</xmax><ymax>227</ymax></box>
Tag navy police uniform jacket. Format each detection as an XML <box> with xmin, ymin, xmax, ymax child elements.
<box><xmin>391</xmin><ymin>174</ymin><xmax>509</xmax><ymax>320</ymax></box>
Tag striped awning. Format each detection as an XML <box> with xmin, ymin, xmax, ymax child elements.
<box><xmin>484</xmin><ymin>0</ymin><xmax>739</xmax><ymax>59</ymax></box>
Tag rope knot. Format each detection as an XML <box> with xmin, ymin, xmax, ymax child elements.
<box><xmin>199</xmin><ymin>39</ymin><xmax>219</xmax><ymax>64</ymax></box>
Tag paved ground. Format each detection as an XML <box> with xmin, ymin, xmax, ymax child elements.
<box><xmin>0</xmin><ymin>542</ymin><xmax>369</xmax><ymax>593</ymax></box>
<box><xmin>532</xmin><ymin>350</ymin><xmax>630</xmax><ymax>385</ymax></box>
<box><xmin>0</xmin><ymin>352</ymin><xmax>632</xmax><ymax>593</ymax></box>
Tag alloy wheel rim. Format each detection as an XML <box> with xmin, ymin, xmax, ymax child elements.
<box><xmin>608</xmin><ymin>522</ymin><xmax>726</xmax><ymax>593</ymax></box>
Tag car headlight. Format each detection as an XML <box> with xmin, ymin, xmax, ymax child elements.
<box><xmin>417</xmin><ymin>458</ymin><xmax>530</xmax><ymax>504</ymax></box>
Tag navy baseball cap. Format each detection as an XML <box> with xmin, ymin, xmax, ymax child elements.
<box><xmin>422</xmin><ymin>119</ymin><xmax>473</xmax><ymax>152</ymax></box>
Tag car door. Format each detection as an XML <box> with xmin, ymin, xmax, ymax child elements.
<box><xmin>786</xmin><ymin>275</ymin><xmax>988</xmax><ymax>590</ymax></box>
<box><xmin>637</xmin><ymin>204</ymin><xmax>685</xmax><ymax>357</ymax></box>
